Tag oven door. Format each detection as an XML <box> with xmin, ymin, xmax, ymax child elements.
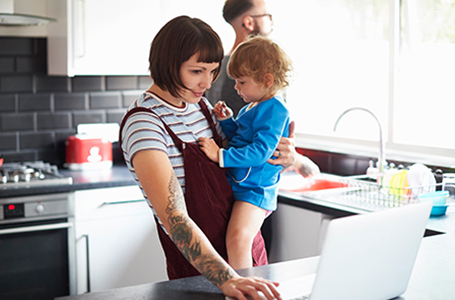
<box><xmin>0</xmin><ymin>218</ymin><xmax>76</xmax><ymax>300</ymax></box>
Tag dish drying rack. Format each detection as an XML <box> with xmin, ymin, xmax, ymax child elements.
<box><xmin>338</xmin><ymin>175</ymin><xmax>449</xmax><ymax>208</ymax></box>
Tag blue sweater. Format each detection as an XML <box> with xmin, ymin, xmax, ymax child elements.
<box><xmin>219</xmin><ymin>96</ymin><xmax>290</xmax><ymax>211</ymax></box>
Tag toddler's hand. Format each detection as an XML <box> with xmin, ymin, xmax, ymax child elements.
<box><xmin>213</xmin><ymin>101</ymin><xmax>231</xmax><ymax>119</ymax></box>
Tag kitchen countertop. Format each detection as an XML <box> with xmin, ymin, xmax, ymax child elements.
<box><xmin>54</xmin><ymin>228</ymin><xmax>455</xmax><ymax>300</ymax></box>
<box><xmin>0</xmin><ymin>163</ymin><xmax>135</xmax><ymax>198</ymax></box>
<box><xmin>55</xmin><ymin>257</ymin><xmax>320</xmax><ymax>300</ymax></box>
<box><xmin>60</xmin><ymin>164</ymin><xmax>135</xmax><ymax>190</ymax></box>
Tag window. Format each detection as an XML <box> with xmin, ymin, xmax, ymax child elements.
<box><xmin>395</xmin><ymin>0</ymin><xmax>455</xmax><ymax>150</ymax></box>
<box><xmin>270</xmin><ymin>0</ymin><xmax>455</xmax><ymax>165</ymax></box>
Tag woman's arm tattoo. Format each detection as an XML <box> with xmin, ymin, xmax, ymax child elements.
<box><xmin>169</xmin><ymin>213</ymin><xmax>202</xmax><ymax>261</ymax></box>
<box><xmin>165</xmin><ymin>173</ymin><xmax>186</xmax><ymax>214</ymax></box>
<box><xmin>166</xmin><ymin>173</ymin><xmax>200</xmax><ymax>260</ymax></box>
<box><xmin>195</xmin><ymin>255</ymin><xmax>236</xmax><ymax>287</ymax></box>
<box><xmin>165</xmin><ymin>173</ymin><xmax>235</xmax><ymax>287</ymax></box>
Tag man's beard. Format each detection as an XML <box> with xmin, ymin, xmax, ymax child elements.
<box><xmin>252</xmin><ymin>27</ymin><xmax>273</xmax><ymax>37</ymax></box>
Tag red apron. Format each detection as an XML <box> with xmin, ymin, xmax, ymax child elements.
<box><xmin>119</xmin><ymin>100</ymin><xmax>268</xmax><ymax>280</ymax></box>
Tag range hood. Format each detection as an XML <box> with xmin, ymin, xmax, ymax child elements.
<box><xmin>0</xmin><ymin>0</ymin><xmax>56</xmax><ymax>26</ymax></box>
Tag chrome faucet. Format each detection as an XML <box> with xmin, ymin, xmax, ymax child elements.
<box><xmin>333</xmin><ymin>107</ymin><xmax>387</xmax><ymax>173</ymax></box>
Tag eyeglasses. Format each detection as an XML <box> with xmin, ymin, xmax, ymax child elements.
<box><xmin>250</xmin><ymin>13</ymin><xmax>273</xmax><ymax>21</ymax></box>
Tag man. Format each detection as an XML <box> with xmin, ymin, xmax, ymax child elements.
<box><xmin>206</xmin><ymin>0</ymin><xmax>273</xmax><ymax>116</ymax></box>
<box><xmin>206</xmin><ymin>0</ymin><xmax>320</xmax><ymax>178</ymax></box>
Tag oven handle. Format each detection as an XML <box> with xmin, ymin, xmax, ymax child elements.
<box><xmin>82</xmin><ymin>234</ymin><xmax>91</xmax><ymax>293</ymax></box>
<box><xmin>0</xmin><ymin>222</ymin><xmax>73</xmax><ymax>235</ymax></box>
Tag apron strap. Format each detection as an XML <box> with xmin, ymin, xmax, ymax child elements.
<box><xmin>198</xmin><ymin>100</ymin><xmax>223</xmax><ymax>147</ymax></box>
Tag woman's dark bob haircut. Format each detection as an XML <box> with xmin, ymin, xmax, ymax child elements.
<box><xmin>148</xmin><ymin>16</ymin><xmax>224</xmax><ymax>98</ymax></box>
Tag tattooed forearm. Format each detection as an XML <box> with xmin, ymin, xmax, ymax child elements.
<box><xmin>196</xmin><ymin>255</ymin><xmax>236</xmax><ymax>287</ymax></box>
<box><xmin>165</xmin><ymin>172</ymin><xmax>186</xmax><ymax>214</ymax></box>
<box><xmin>168</xmin><ymin>214</ymin><xmax>201</xmax><ymax>261</ymax></box>
<box><xmin>165</xmin><ymin>172</ymin><xmax>201</xmax><ymax>261</ymax></box>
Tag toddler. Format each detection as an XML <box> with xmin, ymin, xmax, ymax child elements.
<box><xmin>199</xmin><ymin>35</ymin><xmax>292</xmax><ymax>269</ymax></box>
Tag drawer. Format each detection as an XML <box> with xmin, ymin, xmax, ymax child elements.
<box><xmin>74</xmin><ymin>186</ymin><xmax>149</xmax><ymax>220</ymax></box>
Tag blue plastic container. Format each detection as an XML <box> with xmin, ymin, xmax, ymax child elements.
<box><xmin>419</xmin><ymin>191</ymin><xmax>449</xmax><ymax>206</ymax></box>
<box><xmin>430</xmin><ymin>205</ymin><xmax>448</xmax><ymax>216</ymax></box>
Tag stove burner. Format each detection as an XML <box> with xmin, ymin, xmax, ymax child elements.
<box><xmin>0</xmin><ymin>161</ymin><xmax>72</xmax><ymax>189</ymax></box>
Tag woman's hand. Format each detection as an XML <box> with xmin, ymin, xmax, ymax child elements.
<box><xmin>268</xmin><ymin>121</ymin><xmax>320</xmax><ymax>178</ymax></box>
<box><xmin>221</xmin><ymin>275</ymin><xmax>281</xmax><ymax>300</ymax></box>
<box><xmin>268</xmin><ymin>121</ymin><xmax>298</xmax><ymax>169</ymax></box>
<box><xmin>198</xmin><ymin>137</ymin><xmax>220</xmax><ymax>163</ymax></box>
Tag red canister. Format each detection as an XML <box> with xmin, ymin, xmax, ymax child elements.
<box><xmin>65</xmin><ymin>135</ymin><xmax>112</xmax><ymax>170</ymax></box>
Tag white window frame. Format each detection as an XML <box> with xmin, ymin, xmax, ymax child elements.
<box><xmin>293</xmin><ymin>0</ymin><xmax>455</xmax><ymax>169</ymax></box>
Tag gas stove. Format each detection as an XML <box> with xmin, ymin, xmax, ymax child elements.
<box><xmin>0</xmin><ymin>161</ymin><xmax>72</xmax><ymax>190</ymax></box>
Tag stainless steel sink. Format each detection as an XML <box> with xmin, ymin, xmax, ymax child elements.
<box><xmin>279</xmin><ymin>173</ymin><xmax>419</xmax><ymax>211</ymax></box>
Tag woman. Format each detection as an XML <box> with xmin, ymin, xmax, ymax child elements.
<box><xmin>119</xmin><ymin>16</ymin><xmax>281</xmax><ymax>300</ymax></box>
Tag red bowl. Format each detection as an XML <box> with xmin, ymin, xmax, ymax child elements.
<box><xmin>283</xmin><ymin>179</ymin><xmax>348</xmax><ymax>193</ymax></box>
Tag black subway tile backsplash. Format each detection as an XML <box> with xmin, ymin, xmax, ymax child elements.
<box><xmin>72</xmin><ymin>76</ymin><xmax>104</xmax><ymax>92</ymax></box>
<box><xmin>107</xmin><ymin>109</ymin><xmax>126</xmax><ymax>124</ymax></box>
<box><xmin>356</xmin><ymin>159</ymin><xmax>371</xmax><ymax>175</ymax></box>
<box><xmin>0</xmin><ymin>57</ymin><xmax>14</xmax><ymax>74</ymax></box>
<box><xmin>18</xmin><ymin>93</ymin><xmax>52</xmax><ymax>112</ymax></box>
<box><xmin>72</xmin><ymin>110</ymin><xmax>105</xmax><ymax>127</ymax></box>
<box><xmin>138</xmin><ymin>76</ymin><xmax>153</xmax><ymax>89</ymax></box>
<box><xmin>0</xmin><ymin>75</ymin><xmax>33</xmax><ymax>93</ymax></box>
<box><xmin>331</xmin><ymin>154</ymin><xmax>358</xmax><ymax>176</ymax></box>
<box><xmin>37</xmin><ymin>148</ymin><xmax>63</xmax><ymax>166</ymax></box>
<box><xmin>0</xmin><ymin>133</ymin><xmax>17</xmax><ymax>151</ymax></box>
<box><xmin>55</xmin><ymin>129</ymin><xmax>76</xmax><ymax>144</ymax></box>
<box><xmin>37</xmin><ymin>112</ymin><xmax>71</xmax><ymax>130</ymax></box>
<box><xmin>1</xmin><ymin>113</ymin><xmax>35</xmax><ymax>132</ymax></box>
<box><xmin>89</xmin><ymin>91</ymin><xmax>122</xmax><ymax>109</ymax></box>
<box><xmin>123</xmin><ymin>91</ymin><xmax>142</xmax><ymax>107</ymax></box>
<box><xmin>16</xmin><ymin>56</ymin><xmax>47</xmax><ymax>74</ymax></box>
<box><xmin>36</xmin><ymin>76</ymin><xmax>69</xmax><ymax>92</ymax></box>
<box><xmin>0</xmin><ymin>94</ymin><xmax>16</xmax><ymax>112</ymax></box>
<box><xmin>20</xmin><ymin>132</ymin><xmax>54</xmax><ymax>149</ymax></box>
<box><xmin>106</xmin><ymin>76</ymin><xmax>137</xmax><ymax>90</ymax></box>
<box><xmin>0</xmin><ymin>38</ymin><xmax>35</xmax><ymax>55</ymax></box>
<box><xmin>2</xmin><ymin>151</ymin><xmax>37</xmax><ymax>163</ymax></box>
<box><xmin>54</xmin><ymin>93</ymin><xmax>87</xmax><ymax>111</ymax></box>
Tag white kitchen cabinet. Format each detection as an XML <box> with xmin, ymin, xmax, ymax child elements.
<box><xmin>74</xmin><ymin>185</ymin><xmax>167</xmax><ymax>294</ymax></box>
<box><xmin>268</xmin><ymin>203</ymin><xmax>335</xmax><ymax>263</ymax></box>
<box><xmin>46</xmin><ymin>0</ymin><xmax>233</xmax><ymax>76</ymax></box>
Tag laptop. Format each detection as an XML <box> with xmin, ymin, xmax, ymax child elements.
<box><xmin>229</xmin><ymin>201</ymin><xmax>432</xmax><ymax>300</ymax></box>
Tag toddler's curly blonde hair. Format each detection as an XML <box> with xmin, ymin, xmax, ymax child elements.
<box><xmin>227</xmin><ymin>35</ymin><xmax>293</xmax><ymax>95</ymax></box>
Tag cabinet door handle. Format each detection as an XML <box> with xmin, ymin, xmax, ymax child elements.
<box><xmin>101</xmin><ymin>199</ymin><xmax>145</xmax><ymax>206</ymax></box>
<box><xmin>82</xmin><ymin>234</ymin><xmax>91</xmax><ymax>293</ymax></box>
<box><xmin>0</xmin><ymin>222</ymin><xmax>73</xmax><ymax>235</ymax></box>
<box><xmin>74</xmin><ymin>0</ymin><xmax>86</xmax><ymax>58</ymax></box>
